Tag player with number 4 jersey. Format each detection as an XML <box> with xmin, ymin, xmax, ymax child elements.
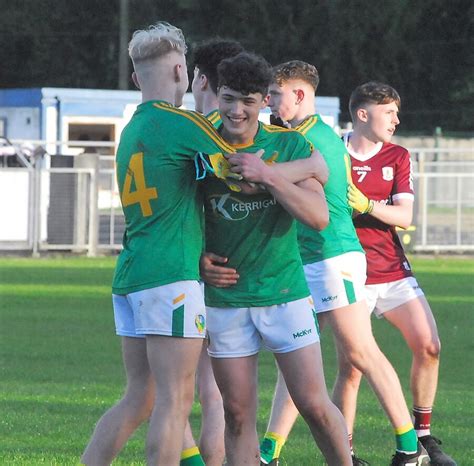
<box><xmin>113</xmin><ymin>100</ymin><xmax>233</xmax><ymax>295</ymax></box>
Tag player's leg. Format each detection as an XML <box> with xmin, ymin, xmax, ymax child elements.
<box><xmin>257</xmin><ymin>297</ymin><xmax>351</xmax><ymax>465</ymax></box>
<box><xmin>146</xmin><ymin>335</ymin><xmax>203</xmax><ymax>465</ymax></box>
<box><xmin>330</xmin><ymin>331</ymin><xmax>363</xmax><ymax>455</ymax></box>
<box><xmin>125</xmin><ymin>281</ymin><xmax>206</xmax><ymax>465</ymax></box>
<box><xmin>81</xmin><ymin>336</ymin><xmax>154</xmax><ymax>466</ymax></box>
<box><xmin>195</xmin><ymin>343</ymin><xmax>225</xmax><ymax>466</ymax></box>
<box><xmin>182</xmin><ymin>421</ymin><xmax>205</xmax><ymax>466</ymax></box>
<box><xmin>327</xmin><ymin>301</ymin><xmax>426</xmax><ymax>458</ymax></box>
<box><xmin>206</xmin><ymin>304</ymin><xmax>262</xmax><ymax>465</ymax></box>
<box><xmin>259</xmin><ymin>366</ymin><xmax>298</xmax><ymax>463</ymax></box>
<box><xmin>275</xmin><ymin>343</ymin><xmax>352</xmax><ymax>465</ymax></box>
<box><xmin>211</xmin><ymin>354</ymin><xmax>260</xmax><ymax>465</ymax></box>
<box><xmin>259</xmin><ymin>316</ymin><xmax>331</xmax><ymax>464</ymax></box>
<box><xmin>377</xmin><ymin>281</ymin><xmax>455</xmax><ymax>465</ymax></box>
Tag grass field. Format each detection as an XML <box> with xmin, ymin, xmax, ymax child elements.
<box><xmin>0</xmin><ymin>256</ymin><xmax>472</xmax><ymax>465</ymax></box>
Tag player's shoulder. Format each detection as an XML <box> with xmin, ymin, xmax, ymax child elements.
<box><xmin>152</xmin><ymin>101</ymin><xmax>213</xmax><ymax>126</ymax></box>
<box><xmin>381</xmin><ymin>142</ymin><xmax>411</xmax><ymax>161</ymax></box>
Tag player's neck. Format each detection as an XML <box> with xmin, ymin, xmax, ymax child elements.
<box><xmin>348</xmin><ymin>130</ymin><xmax>382</xmax><ymax>155</ymax></box>
<box><xmin>140</xmin><ymin>83</ymin><xmax>180</xmax><ymax>106</ymax></box>
<box><xmin>289</xmin><ymin>103</ymin><xmax>315</xmax><ymax>127</ymax></box>
<box><xmin>201</xmin><ymin>94</ymin><xmax>219</xmax><ymax>115</ymax></box>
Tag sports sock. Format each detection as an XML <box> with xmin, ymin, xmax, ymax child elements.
<box><xmin>348</xmin><ymin>432</ymin><xmax>354</xmax><ymax>455</ymax></box>
<box><xmin>180</xmin><ymin>446</ymin><xmax>205</xmax><ymax>466</ymax></box>
<box><xmin>260</xmin><ymin>431</ymin><xmax>286</xmax><ymax>463</ymax></box>
<box><xmin>413</xmin><ymin>406</ymin><xmax>432</xmax><ymax>437</ymax></box>
<box><xmin>395</xmin><ymin>423</ymin><xmax>418</xmax><ymax>454</ymax></box>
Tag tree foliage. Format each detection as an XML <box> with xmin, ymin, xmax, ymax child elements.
<box><xmin>1</xmin><ymin>0</ymin><xmax>472</xmax><ymax>131</ymax></box>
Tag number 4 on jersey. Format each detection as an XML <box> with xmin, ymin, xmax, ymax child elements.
<box><xmin>121</xmin><ymin>152</ymin><xmax>158</xmax><ymax>217</ymax></box>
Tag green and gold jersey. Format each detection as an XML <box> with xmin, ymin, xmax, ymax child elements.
<box><xmin>206</xmin><ymin>109</ymin><xmax>222</xmax><ymax>128</ymax></box>
<box><xmin>296</xmin><ymin>115</ymin><xmax>363</xmax><ymax>263</ymax></box>
<box><xmin>112</xmin><ymin>100</ymin><xmax>234</xmax><ymax>295</ymax></box>
<box><xmin>202</xmin><ymin>122</ymin><xmax>312</xmax><ymax>307</ymax></box>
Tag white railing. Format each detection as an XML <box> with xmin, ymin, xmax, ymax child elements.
<box><xmin>0</xmin><ymin>144</ymin><xmax>473</xmax><ymax>255</ymax></box>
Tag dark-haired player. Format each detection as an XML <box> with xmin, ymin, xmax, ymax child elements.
<box><xmin>200</xmin><ymin>52</ymin><xmax>352</xmax><ymax>466</ymax></box>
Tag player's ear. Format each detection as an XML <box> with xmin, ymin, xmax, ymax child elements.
<box><xmin>173</xmin><ymin>63</ymin><xmax>182</xmax><ymax>83</ymax></box>
<box><xmin>261</xmin><ymin>93</ymin><xmax>270</xmax><ymax>108</ymax></box>
<box><xmin>357</xmin><ymin>107</ymin><xmax>369</xmax><ymax>123</ymax></box>
<box><xmin>200</xmin><ymin>74</ymin><xmax>209</xmax><ymax>91</ymax></box>
<box><xmin>295</xmin><ymin>88</ymin><xmax>304</xmax><ymax>105</ymax></box>
<box><xmin>131</xmin><ymin>72</ymin><xmax>140</xmax><ymax>90</ymax></box>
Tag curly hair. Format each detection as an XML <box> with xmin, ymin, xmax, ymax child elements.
<box><xmin>273</xmin><ymin>60</ymin><xmax>319</xmax><ymax>93</ymax></box>
<box><xmin>217</xmin><ymin>52</ymin><xmax>272</xmax><ymax>96</ymax></box>
<box><xmin>128</xmin><ymin>21</ymin><xmax>186</xmax><ymax>64</ymax></box>
<box><xmin>192</xmin><ymin>39</ymin><xmax>245</xmax><ymax>94</ymax></box>
<box><xmin>349</xmin><ymin>81</ymin><xmax>401</xmax><ymax>121</ymax></box>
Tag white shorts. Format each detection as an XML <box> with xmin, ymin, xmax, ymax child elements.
<box><xmin>113</xmin><ymin>280</ymin><xmax>206</xmax><ymax>338</ymax></box>
<box><xmin>365</xmin><ymin>276</ymin><xmax>425</xmax><ymax>318</ymax></box>
<box><xmin>304</xmin><ymin>251</ymin><xmax>367</xmax><ymax>314</ymax></box>
<box><xmin>206</xmin><ymin>296</ymin><xmax>320</xmax><ymax>358</ymax></box>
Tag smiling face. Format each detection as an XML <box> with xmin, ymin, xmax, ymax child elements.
<box><xmin>360</xmin><ymin>101</ymin><xmax>400</xmax><ymax>143</ymax></box>
<box><xmin>218</xmin><ymin>86</ymin><xmax>268</xmax><ymax>145</ymax></box>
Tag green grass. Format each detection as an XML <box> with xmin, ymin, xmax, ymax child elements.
<box><xmin>0</xmin><ymin>256</ymin><xmax>473</xmax><ymax>465</ymax></box>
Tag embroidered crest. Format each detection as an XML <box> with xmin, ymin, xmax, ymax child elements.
<box><xmin>382</xmin><ymin>166</ymin><xmax>394</xmax><ymax>181</ymax></box>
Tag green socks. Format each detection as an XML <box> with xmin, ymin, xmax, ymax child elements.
<box><xmin>395</xmin><ymin>423</ymin><xmax>418</xmax><ymax>454</ymax></box>
<box><xmin>180</xmin><ymin>446</ymin><xmax>205</xmax><ymax>466</ymax></box>
<box><xmin>260</xmin><ymin>432</ymin><xmax>286</xmax><ymax>464</ymax></box>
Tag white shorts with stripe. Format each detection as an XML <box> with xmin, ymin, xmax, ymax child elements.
<box><xmin>365</xmin><ymin>276</ymin><xmax>425</xmax><ymax>318</ymax></box>
<box><xmin>206</xmin><ymin>296</ymin><xmax>319</xmax><ymax>358</ymax></box>
<box><xmin>113</xmin><ymin>280</ymin><xmax>206</xmax><ymax>338</ymax></box>
<box><xmin>303</xmin><ymin>251</ymin><xmax>367</xmax><ymax>314</ymax></box>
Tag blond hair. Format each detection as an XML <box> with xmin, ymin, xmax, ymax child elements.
<box><xmin>128</xmin><ymin>22</ymin><xmax>187</xmax><ymax>64</ymax></box>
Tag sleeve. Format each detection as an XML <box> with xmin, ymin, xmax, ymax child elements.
<box><xmin>178</xmin><ymin>110</ymin><xmax>234</xmax><ymax>156</ymax></box>
<box><xmin>392</xmin><ymin>148</ymin><xmax>415</xmax><ymax>202</ymax></box>
<box><xmin>285</xmin><ymin>132</ymin><xmax>313</xmax><ymax>162</ymax></box>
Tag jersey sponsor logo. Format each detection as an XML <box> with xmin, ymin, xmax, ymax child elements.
<box><xmin>209</xmin><ymin>193</ymin><xmax>277</xmax><ymax>221</ymax></box>
<box><xmin>321</xmin><ymin>294</ymin><xmax>337</xmax><ymax>303</ymax></box>
<box><xmin>382</xmin><ymin>166</ymin><xmax>394</xmax><ymax>181</ymax></box>
<box><xmin>293</xmin><ymin>328</ymin><xmax>312</xmax><ymax>339</ymax></box>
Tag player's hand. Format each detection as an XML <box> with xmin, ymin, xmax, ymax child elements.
<box><xmin>348</xmin><ymin>183</ymin><xmax>374</xmax><ymax>214</ymax></box>
<box><xmin>309</xmin><ymin>150</ymin><xmax>329</xmax><ymax>186</ymax></box>
<box><xmin>200</xmin><ymin>252</ymin><xmax>239</xmax><ymax>287</ymax></box>
<box><xmin>227</xmin><ymin>149</ymin><xmax>271</xmax><ymax>184</ymax></box>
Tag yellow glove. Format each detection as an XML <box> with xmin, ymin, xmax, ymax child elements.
<box><xmin>348</xmin><ymin>183</ymin><xmax>374</xmax><ymax>214</ymax></box>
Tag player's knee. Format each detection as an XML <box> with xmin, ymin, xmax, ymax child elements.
<box><xmin>223</xmin><ymin>399</ymin><xmax>253</xmax><ymax>436</ymax></box>
<box><xmin>294</xmin><ymin>393</ymin><xmax>331</xmax><ymax>421</ymax></box>
<box><xmin>414</xmin><ymin>337</ymin><xmax>441</xmax><ymax>361</ymax></box>
<box><xmin>338</xmin><ymin>358</ymin><xmax>363</xmax><ymax>385</ymax></box>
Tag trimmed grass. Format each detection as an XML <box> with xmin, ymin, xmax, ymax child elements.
<box><xmin>0</xmin><ymin>256</ymin><xmax>472</xmax><ymax>464</ymax></box>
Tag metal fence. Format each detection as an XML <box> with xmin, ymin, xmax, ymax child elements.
<box><xmin>0</xmin><ymin>147</ymin><xmax>473</xmax><ymax>256</ymax></box>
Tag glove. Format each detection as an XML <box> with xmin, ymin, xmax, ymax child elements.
<box><xmin>348</xmin><ymin>183</ymin><xmax>374</xmax><ymax>214</ymax></box>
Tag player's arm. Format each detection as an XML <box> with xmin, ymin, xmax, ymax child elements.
<box><xmin>270</xmin><ymin>149</ymin><xmax>329</xmax><ymax>186</ymax></box>
<box><xmin>200</xmin><ymin>252</ymin><xmax>239</xmax><ymax>287</ymax></box>
<box><xmin>348</xmin><ymin>184</ymin><xmax>413</xmax><ymax>229</ymax></box>
<box><xmin>228</xmin><ymin>152</ymin><xmax>328</xmax><ymax>229</ymax></box>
